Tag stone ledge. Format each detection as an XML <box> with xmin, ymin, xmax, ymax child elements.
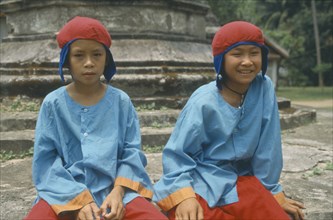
<box><xmin>0</xmin><ymin>110</ymin><xmax>180</xmax><ymax>132</ymax></box>
<box><xmin>0</xmin><ymin>73</ymin><xmax>215</xmax><ymax>98</ymax></box>
<box><xmin>280</xmin><ymin>108</ymin><xmax>316</xmax><ymax>130</ymax></box>
<box><xmin>0</xmin><ymin>127</ymin><xmax>174</xmax><ymax>153</ymax></box>
<box><xmin>0</xmin><ymin>107</ymin><xmax>317</xmax><ymax>153</ymax></box>
<box><xmin>1</xmin><ymin>104</ymin><xmax>314</xmax><ymax>132</ymax></box>
<box><xmin>0</xmin><ymin>130</ymin><xmax>35</xmax><ymax>153</ymax></box>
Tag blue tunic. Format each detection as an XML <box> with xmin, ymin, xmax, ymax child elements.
<box><xmin>153</xmin><ymin>75</ymin><xmax>283</xmax><ymax>211</ymax></box>
<box><xmin>32</xmin><ymin>85</ymin><xmax>153</xmax><ymax>214</ymax></box>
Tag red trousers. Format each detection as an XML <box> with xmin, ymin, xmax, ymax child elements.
<box><xmin>24</xmin><ymin>196</ymin><xmax>167</xmax><ymax>220</ymax></box>
<box><xmin>169</xmin><ymin>176</ymin><xmax>291</xmax><ymax>220</ymax></box>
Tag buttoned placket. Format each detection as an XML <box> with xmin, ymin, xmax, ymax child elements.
<box><xmin>232</xmin><ymin>107</ymin><xmax>243</xmax><ymax>134</ymax></box>
<box><xmin>81</xmin><ymin>108</ymin><xmax>89</xmax><ymax>139</ymax></box>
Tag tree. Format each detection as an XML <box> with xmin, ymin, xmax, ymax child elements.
<box><xmin>207</xmin><ymin>0</ymin><xmax>257</xmax><ymax>25</ymax></box>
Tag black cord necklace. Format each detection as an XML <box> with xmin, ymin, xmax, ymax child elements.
<box><xmin>223</xmin><ymin>83</ymin><xmax>247</xmax><ymax>106</ymax></box>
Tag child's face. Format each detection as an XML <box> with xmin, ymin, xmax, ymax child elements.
<box><xmin>223</xmin><ymin>45</ymin><xmax>262</xmax><ymax>86</ymax></box>
<box><xmin>68</xmin><ymin>39</ymin><xmax>106</xmax><ymax>85</ymax></box>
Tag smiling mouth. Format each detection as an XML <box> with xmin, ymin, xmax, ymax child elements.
<box><xmin>238</xmin><ymin>70</ymin><xmax>253</xmax><ymax>74</ymax></box>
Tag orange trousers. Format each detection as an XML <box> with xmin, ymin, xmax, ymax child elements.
<box><xmin>24</xmin><ymin>196</ymin><xmax>167</xmax><ymax>220</ymax></box>
<box><xmin>168</xmin><ymin>176</ymin><xmax>291</xmax><ymax>220</ymax></box>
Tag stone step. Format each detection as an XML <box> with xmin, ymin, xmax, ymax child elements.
<box><xmin>277</xmin><ymin>97</ymin><xmax>291</xmax><ymax>109</ymax></box>
<box><xmin>132</xmin><ymin>96</ymin><xmax>189</xmax><ymax>109</ymax></box>
<box><xmin>141</xmin><ymin>127</ymin><xmax>174</xmax><ymax>147</ymax></box>
<box><xmin>0</xmin><ymin>98</ymin><xmax>291</xmax><ymax>132</ymax></box>
<box><xmin>279</xmin><ymin>107</ymin><xmax>317</xmax><ymax>130</ymax></box>
<box><xmin>0</xmin><ymin>127</ymin><xmax>173</xmax><ymax>153</ymax></box>
<box><xmin>0</xmin><ymin>107</ymin><xmax>316</xmax><ymax>154</ymax></box>
<box><xmin>0</xmin><ymin>110</ymin><xmax>180</xmax><ymax>132</ymax></box>
<box><xmin>0</xmin><ymin>130</ymin><xmax>35</xmax><ymax>153</ymax></box>
<box><xmin>138</xmin><ymin>110</ymin><xmax>180</xmax><ymax>128</ymax></box>
<box><xmin>0</xmin><ymin>112</ymin><xmax>38</xmax><ymax>132</ymax></box>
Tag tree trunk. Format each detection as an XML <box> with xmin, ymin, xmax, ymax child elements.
<box><xmin>311</xmin><ymin>0</ymin><xmax>324</xmax><ymax>87</ymax></box>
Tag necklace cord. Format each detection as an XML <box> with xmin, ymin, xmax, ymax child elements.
<box><xmin>222</xmin><ymin>83</ymin><xmax>248</xmax><ymax>106</ymax></box>
<box><xmin>223</xmin><ymin>83</ymin><xmax>246</xmax><ymax>96</ymax></box>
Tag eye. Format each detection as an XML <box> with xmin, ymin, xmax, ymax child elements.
<box><xmin>250</xmin><ymin>50</ymin><xmax>261</xmax><ymax>56</ymax></box>
<box><xmin>73</xmin><ymin>53</ymin><xmax>83</xmax><ymax>58</ymax></box>
<box><xmin>94</xmin><ymin>53</ymin><xmax>102</xmax><ymax>57</ymax></box>
<box><xmin>231</xmin><ymin>53</ymin><xmax>242</xmax><ymax>57</ymax></box>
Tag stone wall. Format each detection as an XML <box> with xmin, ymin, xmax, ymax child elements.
<box><xmin>0</xmin><ymin>0</ymin><xmax>215</xmax><ymax>101</ymax></box>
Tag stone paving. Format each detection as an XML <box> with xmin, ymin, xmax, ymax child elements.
<box><xmin>0</xmin><ymin>104</ymin><xmax>332</xmax><ymax>219</ymax></box>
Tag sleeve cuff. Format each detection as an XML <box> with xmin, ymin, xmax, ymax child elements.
<box><xmin>114</xmin><ymin>176</ymin><xmax>153</xmax><ymax>199</ymax></box>
<box><xmin>51</xmin><ymin>189</ymin><xmax>94</xmax><ymax>215</ymax></box>
<box><xmin>273</xmin><ymin>191</ymin><xmax>287</xmax><ymax>206</ymax></box>
<box><xmin>156</xmin><ymin>187</ymin><xmax>196</xmax><ymax>212</ymax></box>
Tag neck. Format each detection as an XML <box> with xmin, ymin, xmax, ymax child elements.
<box><xmin>67</xmin><ymin>82</ymin><xmax>106</xmax><ymax>106</ymax></box>
<box><xmin>222</xmin><ymin>83</ymin><xmax>247</xmax><ymax>96</ymax></box>
<box><xmin>221</xmin><ymin>82</ymin><xmax>248</xmax><ymax>107</ymax></box>
<box><xmin>72</xmin><ymin>82</ymin><xmax>104</xmax><ymax>96</ymax></box>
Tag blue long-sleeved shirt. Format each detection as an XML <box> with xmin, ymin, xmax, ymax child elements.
<box><xmin>32</xmin><ymin>85</ymin><xmax>153</xmax><ymax>215</ymax></box>
<box><xmin>153</xmin><ymin>75</ymin><xmax>283</xmax><ymax>211</ymax></box>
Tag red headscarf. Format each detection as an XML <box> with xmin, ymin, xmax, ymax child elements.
<box><xmin>57</xmin><ymin>16</ymin><xmax>111</xmax><ymax>48</ymax></box>
<box><xmin>211</xmin><ymin>21</ymin><xmax>268</xmax><ymax>89</ymax></box>
<box><xmin>56</xmin><ymin>16</ymin><xmax>116</xmax><ymax>82</ymax></box>
<box><xmin>212</xmin><ymin>21</ymin><xmax>265</xmax><ymax>56</ymax></box>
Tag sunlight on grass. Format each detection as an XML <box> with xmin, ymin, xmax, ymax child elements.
<box><xmin>276</xmin><ymin>87</ymin><xmax>333</xmax><ymax>101</ymax></box>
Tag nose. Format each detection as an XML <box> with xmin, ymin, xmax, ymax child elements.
<box><xmin>241</xmin><ymin>55</ymin><xmax>253</xmax><ymax>66</ymax></box>
<box><xmin>84</xmin><ymin>56</ymin><xmax>94</xmax><ymax>68</ymax></box>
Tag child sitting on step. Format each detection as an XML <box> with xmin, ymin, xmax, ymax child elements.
<box><xmin>153</xmin><ymin>21</ymin><xmax>305</xmax><ymax>220</ymax></box>
<box><xmin>24</xmin><ymin>16</ymin><xmax>167</xmax><ymax>220</ymax></box>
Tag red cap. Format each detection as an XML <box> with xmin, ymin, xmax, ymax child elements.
<box><xmin>56</xmin><ymin>16</ymin><xmax>111</xmax><ymax>48</ymax></box>
<box><xmin>212</xmin><ymin>21</ymin><xmax>265</xmax><ymax>56</ymax></box>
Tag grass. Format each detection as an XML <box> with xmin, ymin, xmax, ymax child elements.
<box><xmin>0</xmin><ymin>147</ymin><xmax>34</xmax><ymax>161</ymax></box>
<box><xmin>301</xmin><ymin>161</ymin><xmax>333</xmax><ymax>179</ymax></box>
<box><xmin>276</xmin><ymin>86</ymin><xmax>333</xmax><ymax>101</ymax></box>
<box><xmin>142</xmin><ymin>145</ymin><xmax>164</xmax><ymax>153</ymax></box>
<box><xmin>135</xmin><ymin>102</ymin><xmax>169</xmax><ymax>112</ymax></box>
<box><xmin>0</xmin><ymin>98</ymin><xmax>41</xmax><ymax>112</ymax></box>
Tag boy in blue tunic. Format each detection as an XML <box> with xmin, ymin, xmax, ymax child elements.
<box><xmin>24</xmin><ymin>16</ymin><xmax>167</xmax><ymax>220</ymax></box>
<box><xmin>153</xmin><ymin>21</ymin><xmax>305</xmax><ymax>220</ymax></box>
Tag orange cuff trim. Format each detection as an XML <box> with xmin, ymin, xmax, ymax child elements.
<box><xmin>114</xmin><ymin>177</ymin><xmax>153</xmax><ymax>199</ymax></box>
<box><xmin>51</xmin><ymin>190</ymin><xmax>94</xmax><ymax>215</ymax></box>
<box><xmin>157</xmin><ymin>187</ymin><xmax>196</xmax><ymax>211</ymax></box>
<box><xmin>274</xmin><ymin>191</ymin><xmax>287</xmax><ymax>206</ymax></box>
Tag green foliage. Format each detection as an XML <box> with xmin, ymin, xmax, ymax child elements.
<box><xmin>0</xmin><ymin>99</ymin><xmax>41</xmax><ymax>112</ymax></box>
<box><xmin>302</xmin><ymin>161</ymin><xmax>333</xmax><ymax>179</ymax></box>
<box><xmin>312</xmin><ymin>63</ymin><xmax>333</xmax><ymax>78</ymax></box>
<box><xmin>142</xmin><ymin>145</ymin><xmax>164</xmax><ymax>153</ymax></box>
<box><xmin>207</xmin><ymin>0</ymin><xmax>258</xmax><ymax>25</ymax></box>
<box><xmin>325</xmin><ymin>162</ymin><xmax>333</xmax><ymax>171</ymax></box>
<box><xmin>312</xmin><ymin>167</ymin><xmax>324</xmax><ymax>175</ymax></box>
<box><xmin>0</xmin><ymin>147</ymin><xmax>33</xmax><ymax>161</ymax></box>
<box><xmin>135</xmin><ymin>103</ymin><xmax>157</xmax><ymax>111</ymax></box>
<box><xmin>150</xmin><ymin>121</ymin><xmax>172</xmax><ymax>128</ymax></box>
<box><xmin>135</xmin><ymin>103</ymin><xmax>168</xmax><ymax>112</ymax></box>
